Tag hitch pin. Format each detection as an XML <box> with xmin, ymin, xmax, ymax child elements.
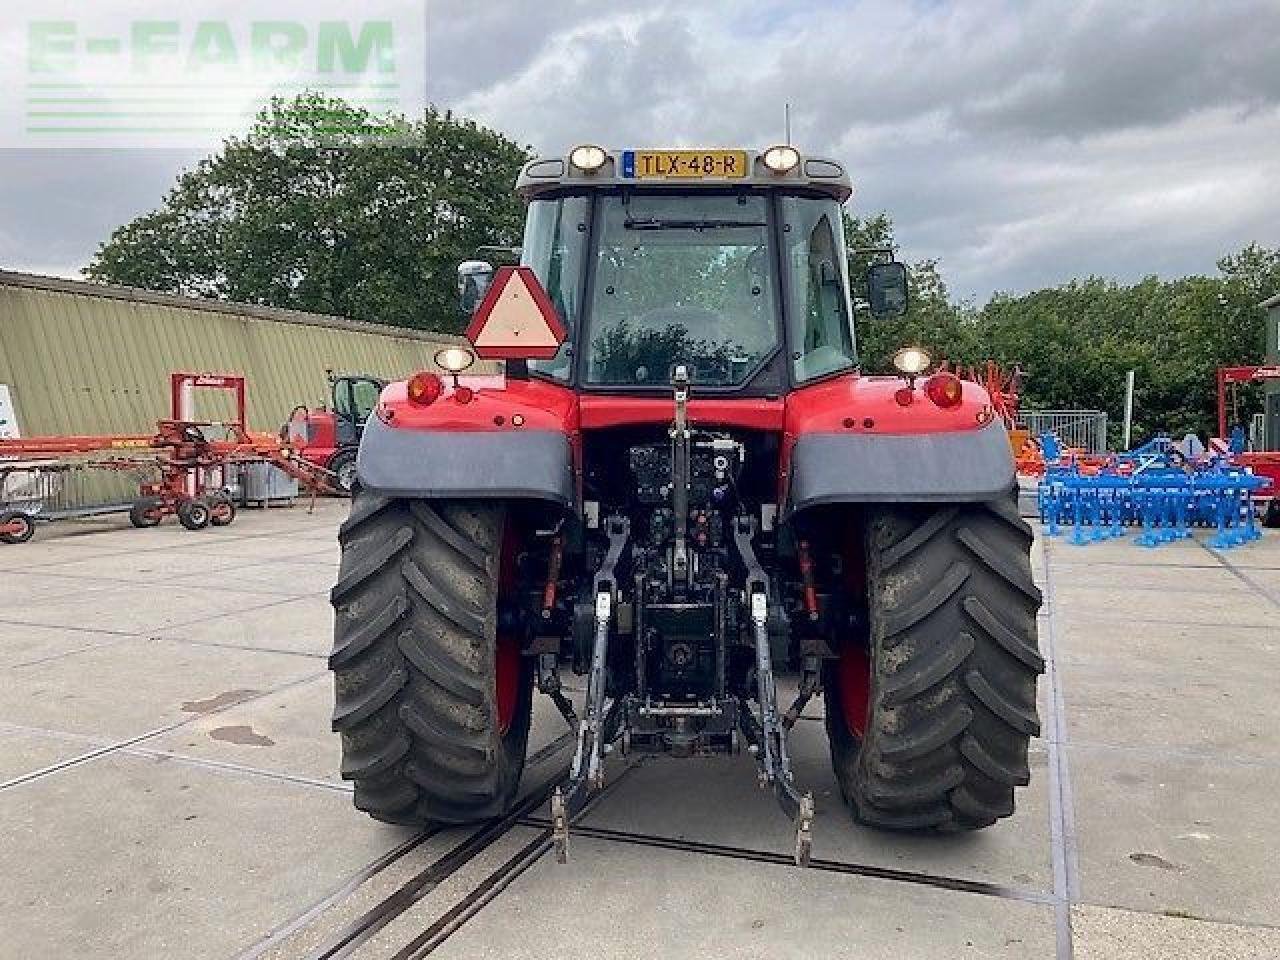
<box><xmin>541</xmin><ymin>534</ymin><xmax>564</xmax><ymax>619</ymax></box>
<box><xmin>796</xmin><ymin>540</ymin><xmax>819</xmax><ymax>622</ymax></box>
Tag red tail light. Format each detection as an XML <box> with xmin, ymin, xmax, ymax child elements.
<box><xmin>924</xmin><ymin>373</ymin><xmax>963</xmax><ymax>409</ymax></box>
<box><xmin>406</xmin><ymin>371</ymin><xmax>443</xmax><ymax>406</ymax></box>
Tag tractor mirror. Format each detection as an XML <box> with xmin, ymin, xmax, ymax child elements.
<box><xmin>457</xmin><ymin>260</ymin><xmax>495</xmax><ymax>314</ymax></box>
<box><xmin>867</xmin><ymin>261</ymin><xmax>909</xmax><ymax>318</ymax></box>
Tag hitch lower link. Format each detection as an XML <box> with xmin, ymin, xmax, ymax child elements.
<box><xmin>552</xmin><ymin>515</ymin><xmax>629</xmax><ymax>864</ymax></box>
<box><xmin>551</xmin><ymin>513</ymin><xmax>814</xmax><ymax>867</ymax></box>
<box><xmin>734</xmin><ymin>515</ymin><xmax>815</xmax><ymax>867</ymax></box>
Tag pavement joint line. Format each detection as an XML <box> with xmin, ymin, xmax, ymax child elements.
<box><xmin>164</xmin><ymin>580</ymin><xmax>322</xmax><ymax>599</ymax></box>
<box><xmin>8</xmin><ymin>634</ymin><xmax>133</xmax><ymax>669</ymax></box>
<box><xmin>0</xmin><ymin>616</ymin><xmax>138</xmax><ymax>639</ymax></box>
<box><xmin>0</xmin><ymin>670</ymin><xmax>326</xmax><ymax>792</ymax></box>
<box><xmin>161</xmin><ymin>636</ymin><xmax>327</xmax><ymax>660</ymax></box>
<box><xmin>1048</xmin><ymin>582</ymin><xmax>1255</xmax><ymax>597</ymax></box>
<box><xmin>4</xmin><ymin>562</ymin><xmax>248</xmax><ymax>589</ymax></box>
<box><xmin>0</xmin><ymin>586</ymin><xmax>325</xmax><ymax>641</ymax></box>
<box><xmin>1069</xmin><ymin>898</ymin><xmax>1280</xmax><ymax>933</ymax></box>
<box><xmin>1041</xmin><ymin>536</ymin><xmax>1078</xmax><ymax>960</ymax></box>
<box><xmin>121</xmin><ymin>745</ymin><xmax>354</xmax><ymax>794</ymax></box>
<box><xmin>138</xmin><ymin>590</ymin><xmax>332</xmax><ymax>636</ymax></box>
<box><xmin>1041</xmin><ymin>611</ymin><xmax>1279</xmax><ymax>630</ymax></box>
<box><xmin>1196</xmin><ymin>539</ymin><xmax>1280</xmax><ymax>610</ymax></box>
<box><xmin>0</xmin><ymin>718</ymin><xmax>116</xmax><ymax>747</ymax></box>
<box><xmin>6</xmin><ymin>630</ymin><xmax>324</xmax><ymax>671</ymax></box>
<box><xmin>1066</xmin><ymin>738</ymin><xmax>1280</xmax><ymax>769</ymax></box>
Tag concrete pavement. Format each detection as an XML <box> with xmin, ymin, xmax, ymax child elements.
<box><xmin>1</xmin><ymin>501</ymin><xmax>1277</xmax><ymax>958</ymax></box>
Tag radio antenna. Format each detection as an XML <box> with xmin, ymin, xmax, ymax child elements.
<box><xmin>784</xmin><ymin>102</ymin><xmax>791</xmax><ymax>145</ymax></box>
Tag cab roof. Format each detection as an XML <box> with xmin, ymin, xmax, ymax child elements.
<box><xmin>515</xmin><ymin>148</ymin><xmax>853</xmax><ymax>203</ymax></box>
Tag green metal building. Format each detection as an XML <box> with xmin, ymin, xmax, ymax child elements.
<box><xmin>0</xmin><ymin>270</ymin><xmax>474</xmax><ymax>438</ymax></box>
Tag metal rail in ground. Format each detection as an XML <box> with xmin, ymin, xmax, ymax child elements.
<box><xmin>243</xmin><ymin>728</ymin><xmax>1064</xmax><ymax>960</ymax></box>
<box><xmin>233</xmin><ymin>732</ymin><xmax>577</xmax><ymax>960</ymax></box>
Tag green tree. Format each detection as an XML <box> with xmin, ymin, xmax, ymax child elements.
<box><xmin>972</xmin><ymin>250</ymin><xmax>1276</xmax><ymax>443</ymax></box>
<box><xmin>843</xmin><ymin>213</ymin><xmax>974</xmax><ymax>372</ymax></box>
<box><xmin>87</xmin><ymin>94</ymin><xmax>530</xmax><ymax>333</ymax></box>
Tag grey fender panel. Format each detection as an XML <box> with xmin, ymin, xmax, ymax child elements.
<box><xmin>787</xmin><ymin>420</ymin><xmax>1014</xmax><ymax>513</ymax></box>
<box><xmin>356</xmin><ymin>416</ymin><xmax>574</xmax><ymax>507</ymax></box>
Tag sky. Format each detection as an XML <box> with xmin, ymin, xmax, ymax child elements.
<box><xmin>1</xmin><ymin>0</ymin><xmax>1277</xmax><ymax>304</ymax></box>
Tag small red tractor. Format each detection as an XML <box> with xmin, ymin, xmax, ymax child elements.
<box><xmin>286</xmin><ymin>373</ymin><xmax>387</xmax><ymax>494</ymax></box>
<box><xmin>329</xmin><ymin>147</ymin><xmax>1043</xmax><ymax>864</ymax></box>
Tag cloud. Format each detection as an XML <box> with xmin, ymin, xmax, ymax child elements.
<box><xmin>1</xmin><ymin>0</ymin><xmax>1277</xmax><ymax>301</ymax></box>
<box><xmin>440</xmin><ymin>0</ymin><xmax>1280</xmax><ymax>301</ymax></box>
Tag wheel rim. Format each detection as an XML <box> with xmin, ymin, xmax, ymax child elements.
<box><xmin>190</xmin><ymin>505</ymin><xmax>209</xmax><ymax>525</ymax></box>
<box><xmin>212</xmin><ymin>501</ymin><xmax>233</xmax><ymax>523</ymax></box>
<box><xmin>837</xmin><ymin>643</ymin><xmax>872</xmax><ymax>740</ymax></box>
<box><xmin>337</xmin><ymin>461</ymin><xmax>357</xmax><ymax>492</ymax></box>
<box><xmin>495</xmin><ymin>519</ymin><xmax>522</xmax><ymax>735</ymax></box>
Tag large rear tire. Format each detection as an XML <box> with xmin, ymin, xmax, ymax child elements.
<box><xmin>824</xmin><ymin>494</ymin><xmax>1044</xmax><ymax>831</ymax></box>
<box><xmin>329</xmin><ymin>492</ymin><xmax>533</xmax><ymax>825</ymax></box>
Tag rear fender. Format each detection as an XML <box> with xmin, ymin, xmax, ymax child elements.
<box><xmin>355</xmin><ymin>377</ymin><xmax>577</xmax><ymax>509</ymax></box>
<box><xmin>786</xmin><ymin>420</ymin><xmax>1015</xmax><ymax>514</ymax></box>
<box><xmin>784</xmin><ymin>375</ymin><xmax>1014</xmax><ymax>514</ymax></box>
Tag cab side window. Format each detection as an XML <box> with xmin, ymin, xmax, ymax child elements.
<box><xmin>782</xmin><ymin>198</ymin><xmax>857</xmax><ymax>382</ymax></box>
<box><xmin>349</xmin><ymin>379</ymin><xmax>381</xmax><ymax>422</ymax></box>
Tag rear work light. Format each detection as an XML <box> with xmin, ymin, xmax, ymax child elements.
<box><xmin>406</xmin><ymin>371</ymin><xmax>443</xmax><ymax>406</ymax></box>
<box><xmin>924</xmin><ymin>373</ymin><xmax>963</xmax><ymax>409</ymax></box>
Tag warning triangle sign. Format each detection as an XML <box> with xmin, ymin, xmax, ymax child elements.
<box><xmin>465</xmin><ymin>266</ymin><xmax>567</xmax><ymax>360</ymax></box>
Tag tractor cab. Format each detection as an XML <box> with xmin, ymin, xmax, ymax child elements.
<box><xmin>285</xmin><ymin>373</ymin><xmax>385</xmax><ymax>492</ymax></box>
<box><xmin>329</xmin><ymin>373</ymin><xmax>384</xmax><ymax>448</ymax></box>
<box><xmin>457</xmin><ymin>146</ymin><xmax>908</xmax><ymax>395</ymax></box>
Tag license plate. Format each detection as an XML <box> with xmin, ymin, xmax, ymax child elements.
<box><xmin>622</xmin><ymin>149</ymin><xmax>748</xmax><ymax>180</ymax></box>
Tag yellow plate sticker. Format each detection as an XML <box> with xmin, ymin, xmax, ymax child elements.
<box><xmin>624</xmin><ymin>150</ymin><xmax>748</xmax><ymax>179</ymax></box>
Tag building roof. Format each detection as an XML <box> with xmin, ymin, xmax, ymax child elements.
<box><xmin>1260</xmin><ymin>291</ymin><xmax>1280</xmax><ymax>310</ymax></box>
<box><xmin>0</xmin><ymin>269</ymin><xmax>465</xmax><ymax>344</ymax></box>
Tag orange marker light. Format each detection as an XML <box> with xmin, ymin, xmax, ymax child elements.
<box><xmin>924</xmin><ymin>373</ymin><xmax>963</xmax><ymax>409</ymax></box>
<box><xmin>406</xmin><ymin>372</ymin><xmax>443</xmax><ymax>406</ymax></box>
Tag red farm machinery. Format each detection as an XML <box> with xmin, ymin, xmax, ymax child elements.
<box><xmin>328</xmin><ymin>146</ymin><xmax>1042</xmax><ymax>865</ymax></box>
<box><xmin>0</xmin><ymin>372</ymin><xmax>334</xmax><ymax>544</ymax></box>
<box><xmin>1217</xmin><ymin>364</ymin><xmax>1280</xmax><ymax>525</ymax></box>
<box><xmin>285</xmin><ymin>372</ymin><xmax>387</xmax><ymax>494</ymax></box>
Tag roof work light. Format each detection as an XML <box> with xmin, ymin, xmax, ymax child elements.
<box><xmin>762</xmin><ymin>145</ymin><xmax>800</xmax><ymax>173</ymax></box>
<box><xmin>570</xmin><ymin>144</ymin><xmax>608</xmax><ymax>171</ymax></box>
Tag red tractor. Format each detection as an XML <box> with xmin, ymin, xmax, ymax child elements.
<box><xmin>286</xmin><ymin>373</ymin><xmax>386</xmax><ymax>493</ymax></box>
<box><xmin>329</xmin><ymin>146</ymin><xmax>1042</xmax><ymax>864</ymax></box>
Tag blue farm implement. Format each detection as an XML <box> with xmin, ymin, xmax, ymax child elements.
<box><xmin>1037</xmin><ymin>435</ymin><xmax>1271</xmax><ymax>549</ymax></box>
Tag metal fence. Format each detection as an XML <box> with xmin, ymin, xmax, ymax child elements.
<box><xmin>1017</xmin><ymin>410</ymin><xmax>1109</xmax><ymax>454</ymax></box>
